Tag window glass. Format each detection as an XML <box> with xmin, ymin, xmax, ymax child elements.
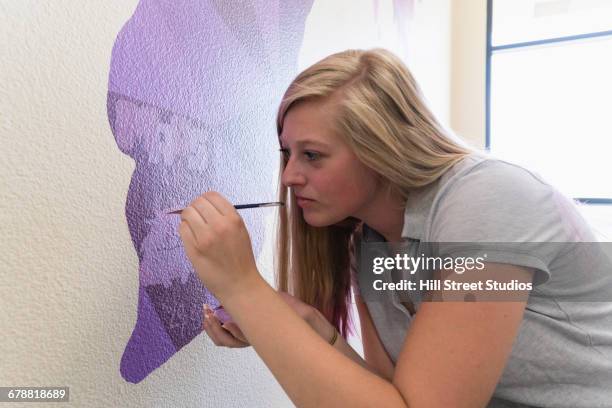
<box><xmin>490</xmin><ymin>36</ymin><xmax>612</xmax><ymax>199</ymax></box>
<box><xmin>492</xmin><ymin>0</ymin><xmax>612</xmax><ymax>46</ymax></box>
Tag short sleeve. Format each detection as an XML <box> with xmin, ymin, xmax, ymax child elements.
<box><xmin>427</xmin><ymin>160</ymin><xmax>564</xmax><ymax>286</ymax></box>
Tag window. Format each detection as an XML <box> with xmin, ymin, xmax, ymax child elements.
<box><xmin>486</xmin><ymin>0</ymin><xmax>612</xmax><ymax>239</ymax></box>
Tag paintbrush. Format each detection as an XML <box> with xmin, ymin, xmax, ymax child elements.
<box><xmin>166</xmin><ymin>201</ymin><xmax>284</xmax><ymax>214</ymax></box>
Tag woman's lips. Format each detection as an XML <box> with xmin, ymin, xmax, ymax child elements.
<box><xmin>296</xmin><ymin>196</ymin><xmax>315</xmax><ymax>208</ymax></box>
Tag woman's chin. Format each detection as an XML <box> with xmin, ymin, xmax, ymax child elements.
<box><xmin>303</xmin><ymin>213</ymin><xmax>344</xmax><ymax>228</ymax></box>
<box><xmin>303</xmin><ymin>217</ymin><xmax>323</xmax><ymax>227</ymax></box>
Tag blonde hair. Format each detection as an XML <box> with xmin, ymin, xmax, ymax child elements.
<box><xmin>275</xmin><ymin>48</ymin><xmax>473</xmax><ymax>337</ymax></box>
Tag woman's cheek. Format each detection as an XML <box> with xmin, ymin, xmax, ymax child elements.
<box><xmin>311</xmin><ymin>173</ymin><xmax>333</xmax><ymax>198</ymax></box>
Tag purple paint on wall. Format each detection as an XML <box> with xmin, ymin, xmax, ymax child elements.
<box><xmin>107</xmin><ymin>0</ymin><xmax>314</xmax><ymax>383</ymax></box>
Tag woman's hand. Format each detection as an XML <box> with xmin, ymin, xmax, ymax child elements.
<box><xmin>202</xmin><ymin>292</ymin><xmax>336</xmax><ymax>348</ymax></box>
<box><xmin>177</xmin><ymin>191</ymin><xmax>264</xmax><ymax>304</ymax></box>
<box><xmin>202</xmin><ymin>304</ymin><xmax>250</xmax><ymax>348</ymax></box>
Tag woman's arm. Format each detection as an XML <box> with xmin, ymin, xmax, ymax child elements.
<box><xmin>354</xmin><ymin>296</ymin><xmax>395</xmax><ymax>381</ymax></box>
<box><xmin>221</xmin><ymin>263</ymin><xmax>531</xmax><ymax>408</ymax></box>
<box><xmin>306</xmin><ymin>303</ymin><xmax>376</xmax><ymax>374</ymax></box>
<box><xmin>221</xmin><ymin>278</ymin><xmax>410</xmax><ymax>408</ymax></box>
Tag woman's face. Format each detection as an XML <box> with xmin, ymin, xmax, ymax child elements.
<box><xmin>280</xmin><ymin>99</ymin><xmax>383</xmax><ymax>227</ymax></box>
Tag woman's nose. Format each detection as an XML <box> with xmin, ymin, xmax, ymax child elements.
<box><xmin>281</xmin><ymin>158</ymin><xmax>306</xmax><ymax>187</ymax></box>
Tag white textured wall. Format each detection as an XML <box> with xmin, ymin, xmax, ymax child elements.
<box><xmin>1</xmin><ymin>1</ymin><xmax>450</xmax><ymax>406</ymax></box>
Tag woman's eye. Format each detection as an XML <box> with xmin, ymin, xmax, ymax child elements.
<box><xmin>279</xmin><ymin>148</ymin><xmax>290</xmax><ymax>161</ymax></box>
<box><xmin>279</xmin><ymin>148</ymin><xmax>320</xmax><ymax>162</ymax></box>
<box><xmin>304</xmin><ymin>151</ymin><xmax>320</xmax><ymax>161</ymax></box>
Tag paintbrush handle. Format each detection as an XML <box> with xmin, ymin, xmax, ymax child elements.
<box><xmin>234</xmin><ymin>201</ymin><xmax>284</xmax><ymax>209</ymax></box>
<box><xmin>167</xmin><ymin>201</ymin><xmax>283</xmax><ymax>214</ymax></box>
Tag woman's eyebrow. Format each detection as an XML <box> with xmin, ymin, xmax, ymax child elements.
<box><xmin>281</xmin><ymin>139</ymin><xmax>330</xmax><ymax>148</ymax></box>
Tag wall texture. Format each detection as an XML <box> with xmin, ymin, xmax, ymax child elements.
<box><xmin>1</xmin><ymin>0</ymin><xmax>450</xmax><ymax>406</ymax></box>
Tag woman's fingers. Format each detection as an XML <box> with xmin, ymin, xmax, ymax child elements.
<box><xmin>203</xmin><ymin>306</ymin><xmax>249</xmax><ymax>348</ymax></box>
<box><xmin>180</xmin><ymin>206</ymin><xmax>209</xmax><ymax>247</ymax></box>
<box><xmin>191</xmin><ymin>195</ymin><xmax>218</xmax><ymax>223</ymax></box>
<box><xmin>221</xmin><ymin>321</ymin><xmax>248</xmax><ymax>343</ymax></box>
<box><xmin>204</xmin><ymin>313</ymin><xmax>244</xmax><ymax>347</ymax></box>
<box><xmin>201</xmin><ymin>191</ymin><xmax>236</xmax><ymax>217</ymax></box>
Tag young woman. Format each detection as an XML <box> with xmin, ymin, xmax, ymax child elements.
<box><xmin>178</xmin><ymin>48</ymin><xmax>612</xmax><ymax>407</ymax></box>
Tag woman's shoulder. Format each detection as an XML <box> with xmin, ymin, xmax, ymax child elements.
<box><xmin>425</xmin><ymin>153</ymin><xmax>593</xmax><ymax>242</ymax></box>
<box><xmin>439</xmin><ymin>153</ymin><xmax>555</xmax><ymax>197</ymax></box>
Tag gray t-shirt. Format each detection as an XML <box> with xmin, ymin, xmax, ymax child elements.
<box><xmin>358</xmin><ymin>153</ymin><xmax>612</xmax><ymax>407</ymax></box>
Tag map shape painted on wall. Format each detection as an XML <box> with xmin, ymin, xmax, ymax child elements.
<box><xmin>106</xmin><ymin>0</ymin><xmax>415</xmax><ymax>384</ymax></box>
<box><xmin>106</xmin><ymin>0</ymin><xmax>314</xmax><ymax>383</ymax></box>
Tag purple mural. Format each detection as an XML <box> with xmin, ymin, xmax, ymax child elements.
<box><xmin>106</xmin><ymin>0</ymin><xmax>314</xmax><ymax>383</ymax></box>
<box><xmin>106</xmin><ymin>0</ymin><xmax>416</xmax><ymax>384</ymax></box>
